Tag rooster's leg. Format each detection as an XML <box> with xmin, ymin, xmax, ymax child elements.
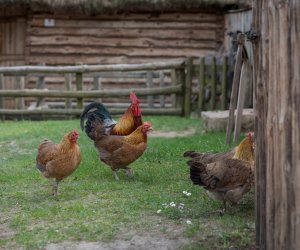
<box><xmin>52</xmin><ymin>179</ymin><xmax>60</xmax><ymax>196</ymax></box>
<box><xmin>125</xmin><ymin>167</ymin><xmax>134</xmax><ymax>178</ymax></box>
<box><xmin>113</xmin><ymin>171</ymin><xmax>120</xmax><ymax>181</ymax></box>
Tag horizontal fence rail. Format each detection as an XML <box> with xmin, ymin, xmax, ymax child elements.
<box><xmin>0</xmin><ymin>85</ymin><xmax>182</xmax><ymax>98</ymax></box>
<box><xmin>0</xmin><ymin>61</ymin><xmax>184</xmax><ymax>74</ymax></box>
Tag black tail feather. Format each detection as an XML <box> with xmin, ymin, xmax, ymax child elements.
<box><xmin>80</xmin><ymin>102</ymin><xmax>113</xmax><ymax>131</ymax></box>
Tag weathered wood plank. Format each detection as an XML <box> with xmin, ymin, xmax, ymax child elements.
<box><xmin>159</xmin><ymin>71</ymin><xmax>165</xmax><ymax>108</ymax></box>
<box><xmin>198</xmin><ymin>57</ymin><xmax>205</xmax><ymax>113</ymax></box>
<box><xmin>0</xmin><ymin>107</ymin><xmax>182</xmax><ymax>116</ymax></box>
<box><xmin>30</xmin><ymin>19</ymin><xmax>220</xmax><ymax>29</ymax></box>
<box><xmin>221</xmin><ymin>56</ymin><xmax>228</xmax><ymax>110</ymax></box>
<box><xmin>210</xmin><ymin>56</ymin><xmax>216</xmax><ymax>110</ymax></box>
<box><xmin>29</xmin><ymin>46</ymin><xmax>214</xmax><ymax>58</ymax></box>
<box><xmin>65</xmin><ymin>73</ymin><xmax>72</xmax><ymax>109</ymax></box>
<box><xmin>0</xmin><ymin>84</ymin><xmax>183</xmax><ymax>97</ymax></box>
<box><xmin>0</xmin><ymin>73</ymin><xmax>4</xmax><ymax>120</ymax></box>
<box><xmin>28</xmin><ymin>27</ymin><xmax>217</xmax><ymax>40</ymax></box>
<box><xmin>28</xmin><ymin>36</ymin><xmax>217</xmax><ymax>49</ymax></box>
<box><xmin>184</xmin><ymin>57</ymin><xmax>193</xmax><ymax>117</ymax></box>
<box><xmin>147</xmin><ymin>71</ymin><xmax>154</xmax><ymax>108</ymax></box>
<box><xmin>32</xmin><ymin>13</ymin><xmax>220</xmax><ymax>22</ymax></box>
<box><xmin>75</xmin><ymin>72</ymin><xmax>83</xmax><ymax>109</ymax></box>
<box><xmin>0</xmin><ymin>61</ymin><xmax>184</xmax><ymax>73</ymax></box>
<box><xmin>225</xmin><ymin>33</ymin><xmax>245</xmax><ymax>145</ymax></box>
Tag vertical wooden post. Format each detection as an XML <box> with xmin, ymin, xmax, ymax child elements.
<box><xmin>65</xmin><ymin>73</ymin><xmax>72</xmax><ymax>109</ymax></box>
<box><xmin>175</xmin><ymin>68</ymin><xmax>185</xmax><ymax>115</ymax></box>
<box><xmin>159</xmin><ymin>71</ymin><xmax>165</xmax><ymax>108</ymax></box>
<box><xmin>221</xmin><ymin>56</ymin><xmax>228</xmax><ymax>110</ymax></box>
<box><xmin>171</xmin><ymin>69</ymin><xmax>176</xmax><ymax>108</ymax></box>
<box><xmin>198</xmin><ymin>57</ymin><xmax>205</xmax><ymax>114</ymax></box>
<box><xmin>35</xmin><ymin>75</ymin><xmax>45</xmax><ymax>107</ymax></box>
<box><xmin>233</xmin><ymin>56</ymin><xmax>249</xmax><ymax>143</ymax></box>
<box><xmin>147</xmin><ymin>71</ymin><xmax>154</xmax><ymax>108</ymax></box>
<box><xmin>211</xmin><ymin>56</ymin><xmax>217</xmax><ymax>110</ymax></box>
<box><xmin>16</xmin><ymin>76</ymin><xmax>25</xmax><ymax>110</ymax></box>
<box><xmin>93</xmin><ymin>76</ymin><xmax>102</xmax><ymax>102</ymax></box>
<box><xmin>225</xmin><ymin>33</ymin><xmax>245</xmax><ymax>144</ymax></box>
<box><xmin>76</xmin><ymin>72</ymin><xmax>83</xmax><ymax>109</ymax></box>
<box><xmin>184</xmin><ymin>57</ymin><xmax>193</xmax><ymax>117</ymax></box>
<box><xmin>0</xmin><ymin>74</ymin><xmax>4</xmax><ymax>120</ymax></box>
<box><xmin>253</xmin><ymin>1</ymin><xmax>300</xmax><ymax>249</ymax></box>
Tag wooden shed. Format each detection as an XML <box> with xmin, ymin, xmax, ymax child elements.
<box><xmin>0</xmin><ymin>0</ymin><xmax>251</xmax><ymax>110</ymax></box>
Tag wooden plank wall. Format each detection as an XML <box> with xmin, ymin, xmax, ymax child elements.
<box><xmin>26</xmin><ymin>12</ymin><xmax>224</xmax><ymax>65</ymax></box>
<box><xmin>0</xmin><ymin>15</ymin><xmax>26</xmax><ymax>109</ymax></box>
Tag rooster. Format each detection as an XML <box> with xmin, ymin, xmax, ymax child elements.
<box><xmin>36</xmin><ymin>130</ymin><xmax>81</xmax><ymax>195</ymax></box>
<box><xmin>80</xmin><ymin>92</ymin><xmax>142</xmax><ymax>137</ymax></box>
<box><xmin>82</xmin><ymin>114</ymin><xmax>152</xmax><ymax>180</ymax></box>
<box><xmin>184</xmin><ymin>133</ymin><xmax>255</xmax><ymax>213</ymax></box>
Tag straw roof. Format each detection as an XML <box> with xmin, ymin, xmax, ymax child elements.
<box><xmin>0</xmin><ymin>0</ymin><xmax>251</xmax><ymax>14</ymax></box>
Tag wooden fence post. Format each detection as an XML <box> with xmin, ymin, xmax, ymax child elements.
<box><xmin>221</xmin><ymin>56</ymin><xmax>228</xmax><ymax>110</ymax></box>
<box><xmin>184</xmin><ymin>57</ymin><xmax>192</xmax><ymax>117</ymax></box>
<box><xmin>174</xmin><ymin>68</ymin><xmax>185</xmax><ymax>115</ymax></box>
<box><xmin>65</xmin><ymin>73</ymin><xmax>72</xmax><ymax>109</ymax></box>
<box><xmin>15</xmin><ymin>76</ymin><xmax>25</xmax><ymax>110</ymax></box>
<box><xmin>198</xmin><ymin>57</ymin><xmax>205</xmax><ymax>114</ymax></box>
<box><xmin>159</xmin><ymin>71</ymin><xmax>165</xmax><ymax>108</ymax></box>
<box><xmin>35</xmin><ymin>75</ymin><xmax>45</xmax><ymax>107</ymax></box>
<box><xmin>76</xmin><ymin>72</ymin><xmax>83</xmax><ymax>109</ymax></box>
<box><xmin>93</xmin><ymin>76</ymin><xmax>102</xmax><ymax>102</ymax></box>
<box><xmin>225</xmin><ymin>33</ymin><xmax>245</xmax><ymax>144</ymax></box>
<box><xmin>0</xmin><ymin>74</ymin><xmax>4</xmax><ymax>120</ymax></box>
<box><xmin>147</xmin><ymin>71</ymin><xmax>154</xmax><ymax>108</ymax></box>
<box><xmin>211</xmin><ymin>56</ymin><xmax>217</xmax><ymax>110</ymax></box>
<box><xmin>171</xmin><ymin>69</ymin><xmax>177</xmax><ymax>108</ymax></box>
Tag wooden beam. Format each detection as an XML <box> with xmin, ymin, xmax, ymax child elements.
<box><xmin>0</xmin><ymin>61</ymin><xmax>184</xmax><ymax>74</ymax></box>
<box><xmin>211</xmin><ymin>56</ymin><xmax>217</xmax><ymax>110</ymax></box>
<box><xmin>198</xmin><ymin>57</ymin><xmax>205</xmax><ymax>114</ymax></box>
<box><xmin>221</xmin><ymin>56</ymin><xmax>228</xmax><ymax>110</ymax></box>
<box><xmin>0</xmin><ymin>84</ymin><xmax>183</xmax><ymax>98</ymax></box>
<box><xmin>184</xmin><ymin>57</ymin><xmax>193</xmax><ymax>117</ymax></box>
<box><xmin>0</xmin><ymin>108</ymin><xmax>182</xmax><ymax>116</ymax></box>
<box><xmin>225</xmin><ymin>33</ymin><xmax>245</xmax><ymax>144</ymax></box>
<box><xmin>0</xmin><ymin>74</ymin><xmax>4</xmax><ymax>120</ymax></box>
<box><xmin>76</xmin><ymin>72</ymin><xmax>83</xmax><ymax>109</ymax></box>
<box><xmin>147</xmin><ymin>71</ymin><xmax>154</xmax><ymax>108</ymax></box>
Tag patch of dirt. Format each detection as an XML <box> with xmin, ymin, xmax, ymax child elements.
<box><xmin>0</xmin><ymin>223</ymin><xmax>15</xmax><ymax>239</ymax></box>
<box><xmin>45</xmin><ymin>235</ymin><xmax>189</xmax><ymax>250</ymax></box>
<box><xmin>45</xmin><ymin>215</ymin><xmax>191</xmax><ymax>250</ymax></box>
<box><xmin>150</xmin><ymin>128</ymin><xmax>196</xmax><ymax>138</ymax></box>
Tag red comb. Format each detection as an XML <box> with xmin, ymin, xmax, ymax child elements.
<box><xmin>248</xmin><ymin>132</ymin><xmax>254</xmax><ymax>139</ymax></box>
<box><xmin>144</xmin><ymin>121</ymin><xmax>152</xmax><ymax>127</ymax></box>
<box><xmin>130</xmin><ymin>92</ymin><xmax>140</xmax><ymax>105</ymax></box>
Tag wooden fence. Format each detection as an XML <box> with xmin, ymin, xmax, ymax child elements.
<box><xmin>0</xmin><ymin>57</ymin><xmax>235</xmax><ymax>120</ymax></box>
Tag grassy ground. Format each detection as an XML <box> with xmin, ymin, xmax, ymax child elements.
<box><xmin>0</xmin><ymin>116</ymin><xmax>255</xmax><ymax>249</ymax></box>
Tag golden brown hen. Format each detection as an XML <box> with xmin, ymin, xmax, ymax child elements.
<box><xmin>82</xmin><ymin>114</ymin><xmax>152</xmax><ymax>180</ymax></box>
<box><xmin>184</xmin><ymin>133</ymin><xmax>255</xmax><ymax>213</ymax></box>
<box><xmin>80</xmin><ymin>92</ymin><xmax>142</xmax><ymax>137</ymax></box>
<box><xmin>184</xmin><ymin>133</ymin><xmax>254</xmax><ymax>164</ymax></box>
<box><xmin>36</xmin><ymin>130</ymin><xmax>81</xmax><ymax>195</ymax></box>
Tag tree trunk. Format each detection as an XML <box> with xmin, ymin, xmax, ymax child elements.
<box><xmin>253</xmin><ymin>0</ymin><xmax>300</xmax><ymax>249</ymax></box>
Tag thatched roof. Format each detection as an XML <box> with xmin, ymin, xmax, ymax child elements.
<box><xmin>0</xmin><ymin>0</ymin><xmax>251</xmax><ymax>14</ymax></box>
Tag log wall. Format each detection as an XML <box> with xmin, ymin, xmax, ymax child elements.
<box><xmin>26</xmin><ymin>13</ymin><xmax>224</xmax><ymax>65</ymax></box>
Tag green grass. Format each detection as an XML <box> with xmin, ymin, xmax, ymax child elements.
<box><xmin>0</xmin><ymin>116</ymin><xmax>255</xmax><ymax>249</ymax></box>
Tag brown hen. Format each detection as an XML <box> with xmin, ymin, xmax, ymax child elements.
<box><xmin>184</xmin><ymin>133</ymin><xmax>255</xmax><ymax>213</ymax></box>
<box><xmin>36</xmin><ymin>130</ymin><xmax>81</xmax><ymax>195</ymax></box>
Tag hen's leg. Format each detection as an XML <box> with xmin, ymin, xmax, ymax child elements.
<box><xmin>113</xmin><ymin>171</ymin><xmax>120</xmax><ymax>181</ymax></box>
<box><xmin>125</xmin><ymin>167</ymin><xmax>134</xmax><ymax>178</ymax></box>
<box><xmin>52</xmin><ymin>179</ymin><xmax>60</xmax><ymax>196</ymax></box>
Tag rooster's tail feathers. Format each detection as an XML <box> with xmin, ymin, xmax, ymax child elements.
<box><xmin>80</xmin><ymin>102</ymin><xmax>113</xmax><ymax>131</ymax></box>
